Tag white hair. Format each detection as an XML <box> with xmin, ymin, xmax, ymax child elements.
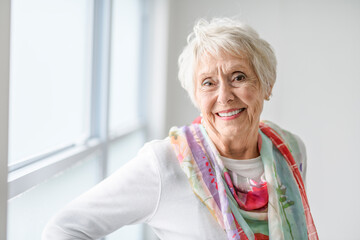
<box><xmin>178</xmin><ymin>18</ymin><xmax>277</xmax><ymax>108</ymax></box>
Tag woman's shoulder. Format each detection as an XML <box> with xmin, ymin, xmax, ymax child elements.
<box><xmin>261</xmin><ymin>120</ymin><xmax>307</xmax><ymax>180</ymax></box>
<box><xmin>142</xmin><ymin>137</ymin><xmax>174</xmax><ymax>161</ymax></box>
<box><xmin>261</xmin><ymin>120</ymin><xmax>306</xmax><ymax>151</ymax></box>
<box><xmin>140</xmin><ymin>137</ymin><xmax>180</xmax><ymax>170</ymax></box>
<box><xmin>143</xmin><ymin>137</ymin><xmax>172</xmax><ymax>150</ymax></box>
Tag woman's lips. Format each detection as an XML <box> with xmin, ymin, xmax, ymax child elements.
<box><xmin>216</xmin><ymin>108</ymin><xmax>246</xmax><ymax>120</ymax></box>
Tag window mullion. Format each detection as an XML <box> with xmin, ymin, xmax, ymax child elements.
<box><xmin>91</xmin><ymin>0</ymin><xmax>112</xmax><ymax>180</ymax></box>
<box><xmin>0</xmin><ymin>0</ymin><xmax>11</xmax><ymax>238</ymax></box>
<box><xmin>138</xmin><ymin>0</ymin><xmax>150</xmax><ymax>140</ymax></box>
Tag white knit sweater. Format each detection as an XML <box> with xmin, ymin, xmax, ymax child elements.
<box><xmin>42</xmin><ymin>135</ymin><xmax>306</xmax><ymax>240</ymax></box>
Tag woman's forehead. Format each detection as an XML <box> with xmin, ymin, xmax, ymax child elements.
<box><xmin>195</xmin><ymin>52</ymin><xmax>252</xmax><ymax>77</ymax></box>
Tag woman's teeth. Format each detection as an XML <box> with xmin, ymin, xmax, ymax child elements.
<box><xmin>217</xmin><ymin>108</ymin><xmax>244</xmax><ymax>117</ymax></box>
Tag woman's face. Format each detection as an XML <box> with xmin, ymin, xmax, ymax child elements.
<box><xmin>194</xmin><ymin>52</ymin><xmax>265</xmax><ymax>139</ymax></box>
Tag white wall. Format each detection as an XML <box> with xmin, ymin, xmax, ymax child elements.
<box><xmin>163</xmin><ymin>0</ymin><xmax>360</xmax><ymax>239</ymax></box>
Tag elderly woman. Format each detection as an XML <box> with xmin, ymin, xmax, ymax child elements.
<box><xmin>43</xmin><ymin>18</ymin><xmax>318</xmax><ymax>240</ymax></box>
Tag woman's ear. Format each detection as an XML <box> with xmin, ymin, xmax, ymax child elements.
<box><xmin>264</xmin><ymin>85</ymin><xmax>273</xmax><ymax>101</ymax></box>
<box><xmin>264</xmin><ymin>86</ymin><xmax>272</xmax><ymax>101</ymax></box>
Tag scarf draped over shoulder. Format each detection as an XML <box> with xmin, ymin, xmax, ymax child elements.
<box><xmin>169</xmin><ymin>120</ymin><xmax>318</xmax><ymax>240</ymax></box>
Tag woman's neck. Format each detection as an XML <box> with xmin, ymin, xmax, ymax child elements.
<box><xmin>207</xmin><ymin>126</ymin><xmax>260</xmax><ymax>160</ymax></box>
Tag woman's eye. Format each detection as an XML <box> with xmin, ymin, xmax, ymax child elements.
<box><xmin>202</xmin><ymin>79</ymin><xmax>213</xmax><ymax>86</ymax></box>
<box><xmin>234</xmin><ymin>73</ymin><xmax>246</xmax><ymax>82</ymax></box>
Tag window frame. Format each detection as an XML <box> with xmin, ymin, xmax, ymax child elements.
<box><xmin>0</xmin><ymin>1</ymin><xmax>11</xmax><ymax>239</ymax></box>
<box><xmin>2</xmin><ymin>0</ymin><xmax>168</xmax><ymax>239</ymax></box>
<box><xmin>7</xmin><ymin>0</ymin><xmax>147</xmax><ymax>201</ymax></box>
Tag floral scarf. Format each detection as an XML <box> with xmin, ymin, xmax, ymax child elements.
<box><xmin>169</xmin><ymin>121</ymin><xmax>318</xmax><ymax>240</ymax></box>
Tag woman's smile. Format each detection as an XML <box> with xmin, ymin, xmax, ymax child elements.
<box><xmin>215</xmin><ymin>108</ymin><xmax>246</xmax><ymax>120</ymax></box>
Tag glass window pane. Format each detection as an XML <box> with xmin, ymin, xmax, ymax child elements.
<box><xmin>106</xmin><ymin>225</ymin><xmax>143</xmax><ymax>240</ymax></box>
<box><xmin>8</xmin><ymin>0</ymin><xmax>93</xmax><ymax>164</ymax></box>
<box><xmin>7</xmin><ymin>152</ymin><xmax>101</xmax><ymax>240</ymax></box>
<box><xmin>107</xmin><ymin>129</ymin><xmax>145</xmax><ymax>175</ymax></box>
<box><xmin>109</xmin><ymin>0</ymin><xmax>142</xmax><ymax>131</ymax></box>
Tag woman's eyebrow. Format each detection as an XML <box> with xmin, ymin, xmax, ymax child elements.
<box><xmin>226</xmin><ymin>64</ymin><xmax>248</xmax><ymax>72</ymax></box>
<box><xmin>198</xmin><ymin>73</ymin><xmax>211</xmax><ymax>79</ymax></box>
<box><xmin>197</xmin><ymin>63</ymin><xmax>249</xmax><ymax>79</ymax></box>
<box><xmin>197</xmin><ymin>69</ymin><xmax>217</xmax><ymax>79</ymax></box>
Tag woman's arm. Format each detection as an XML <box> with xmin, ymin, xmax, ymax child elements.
<box><xmin>42</xmin><ymin>143</ymin><xmax>161</xmax><ymax>240</ymax></box>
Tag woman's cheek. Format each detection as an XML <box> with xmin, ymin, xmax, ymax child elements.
<box><xmin>241</xmin><ymin>87</ymin><xmax>264</xmax><ymax>119</ymax></box>
<box><xmin>239</xmin><ymin>85</ymin><xmax>257</xmax><ymax>103</ymax></box>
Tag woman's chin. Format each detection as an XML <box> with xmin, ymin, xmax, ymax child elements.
<box><xmin>216</xmin><ymin>125</ymin><xmax>245</xmax><ymax>138</ymax></box>
<box><xmin>214</xmin><ymin>119</ymin><xmax>257</xmax><ymax>138</ymax></box>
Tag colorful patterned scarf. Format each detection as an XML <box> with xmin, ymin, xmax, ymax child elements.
<box><xmin>169</xmin><ymin>121</ymin><xmax>318</xmax><ymax>240</ymax></box>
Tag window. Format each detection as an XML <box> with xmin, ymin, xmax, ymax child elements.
<box><xmin>109</xmin><ymin>0</ymin><xmax>143</xmax><ymax>132</ymax></box>
<box><xmin>6</xmin><ymin>0</ymin><xmax>150</xmax><ymax>239</ymax></box>
<box><xmin>9</xmin><ymin>0</ymin><xmax>92</xmax><ymax>166</ymax></box>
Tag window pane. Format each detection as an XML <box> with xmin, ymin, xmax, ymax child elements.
<box><xmin>107</xmin><ymin>129</ymin><xmax>145</xmax><ymax>175</ymax></box>
<box><xmin>106</xmin><ymin>224</ymin><xmax>143</xmax><ymax>240</ymax></box>
<box><xmin>7</xmin><ymin>152</ymin><xmax>101</xmax><ymax>240</ymax></box>
<box><xmin>109</xmin><ymin>0</ymin><xmax>142</xmax><ymax>131</ymax></box>
<box><xmin>8</xmin><ymin>0</ymin><xmax>93</xmax><ymax>164</ymax></box>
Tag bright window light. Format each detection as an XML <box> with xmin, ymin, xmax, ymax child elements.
<box><xmin>109</xmin><ymin>0</ymin><xmax>142</xmax><ymax>132</ymax></box>
<box><xmin>8</xmin><ymin>0</ymin><xmax>93</xmax><ymax>164</ymax></box>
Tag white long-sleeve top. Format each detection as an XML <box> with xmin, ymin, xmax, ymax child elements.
<box><xmin>42</xmin><ymin>135</ymin><xmax>306</xmax><ymax>240</ymax></box>
<box><xmin>42</xmin><ymin>138</ymin><xmax>227</xmax><ymax>240</ymax></box>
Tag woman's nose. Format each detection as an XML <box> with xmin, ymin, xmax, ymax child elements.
<box><xmin>217</xmin><ymin>81</ymin><xmax>234</xmax><ymax>105</ymax></box>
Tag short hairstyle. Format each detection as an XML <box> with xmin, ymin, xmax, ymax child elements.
<box><xmin>178</xmin><ymin>18</ymin><xmax>277</xmax><ymax>108</ymax></box>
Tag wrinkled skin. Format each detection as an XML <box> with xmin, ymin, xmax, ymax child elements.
<box><xmin>194</xmin><ymin>52</ymin><xmax>269</xmax><ymax>160</ymax></box>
